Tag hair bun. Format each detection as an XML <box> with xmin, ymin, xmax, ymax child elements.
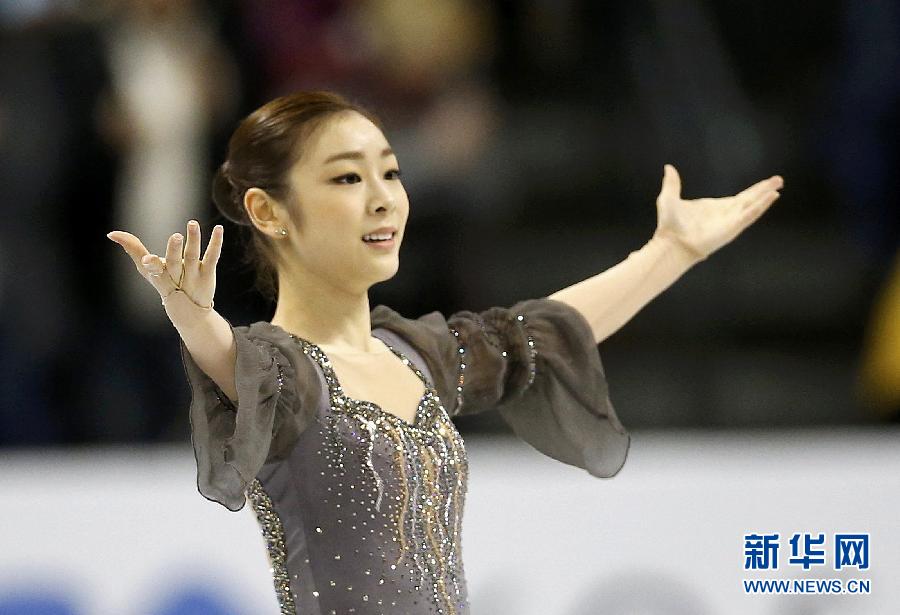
<box><xmin>211</xmin><ymin>162</ymin><xmax>249</xmax><ymax>226</ymax></box>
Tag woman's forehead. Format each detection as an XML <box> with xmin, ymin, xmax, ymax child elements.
<box><xmin>309</xmin><ymin>113</ymin><xmax>390</xmax><ymax>162</ymax></box>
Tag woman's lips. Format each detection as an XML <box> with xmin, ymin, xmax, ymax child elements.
<box><xmin>361</xmin><ymin>231</ymin><xmax>396</xmax><ymax>249</ymax></box>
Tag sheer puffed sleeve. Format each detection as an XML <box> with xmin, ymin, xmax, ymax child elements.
<box><xmin>370</xmin><ymin>297</ymin><xmax>631</xmax><ymax>479</ymax></box>
<box><xmin>179</xmin><ymin>320</ymin><xmax>323</xmax><ymax>511</ymax></box>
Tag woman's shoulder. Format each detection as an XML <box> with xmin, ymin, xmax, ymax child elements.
<box><xmin>236</xmin><ymin>320</ymin><xmax>321</xmax><ymax>379</ymax></box>
<box><xmin>239</xmin><ymin>320</ymin><xmax>303</xmax><ymax>348</ymax></box>
<box><xmin>371</xmin><ymin>304</ymin><xmax>455</xmax><ymax>353</ymax></box>
<box><xmin>370</xmin><ymin>304</ymin><xmax>460</xmax><ymax>400</ymax></box>
<box><xmin>239</xmin><ymin>320</ymin><xmax>329</xmax><ymax>419</ymax></box>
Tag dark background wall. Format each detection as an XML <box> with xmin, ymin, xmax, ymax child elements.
<box><xmin>1</xmin><ymin>0</ymin><xmax>897</xmax><ymax>447</ymax></box>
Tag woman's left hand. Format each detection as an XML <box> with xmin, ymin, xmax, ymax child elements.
<box><xmin>653</xmin><ymin>164</ymin><xmax>784</xmax><ymax>262</ymax></box>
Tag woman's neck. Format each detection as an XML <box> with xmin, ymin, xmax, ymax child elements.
<box><xmin>270</xmin><ymin>268</ymin><xmax>378</xmax><ymax>353</ymax></box>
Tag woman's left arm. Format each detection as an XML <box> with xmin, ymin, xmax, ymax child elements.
<box><xmin>549</xmin><ymin>164</ymin><xmax>784</xmax><ymax>344</ymax></box>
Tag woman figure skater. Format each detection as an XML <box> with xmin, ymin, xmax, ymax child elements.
<box><xmin>107</xmin><ymin>91</ymin><xmax>783</xmax><ymax>614</ymax></box>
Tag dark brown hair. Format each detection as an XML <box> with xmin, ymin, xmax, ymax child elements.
<box><xmin>211</xmin><ymin>90</ymin><xmax>384</xmax><ymax>303</ymax></box>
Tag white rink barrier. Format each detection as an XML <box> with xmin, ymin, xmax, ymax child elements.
<box><xmin>0</xmin><ymin>427</ymin><xmax>897</xmax><ymax>615</ymax></box>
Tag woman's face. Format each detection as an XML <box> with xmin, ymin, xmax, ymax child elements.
<box><xmin>280</xmin><ymin>111</ymin><xmax>409</xmax><ymax>293</ymax></box>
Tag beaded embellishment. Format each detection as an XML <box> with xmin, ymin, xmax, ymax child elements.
<box><xmin>448</xmin><ymin>327</ymin><xmax>467</xmax><ymax>413</ymax></box>
<box><xmin>514</xmin><ymin>313</ymin><xmax>537</xmax><ymax>388</ymax></box>
<box><xmin>246</xmin><ymin>478</ymin><xmax>297</xmax><ymax>614</ymax></box>
<box><xmin>447</xmin><ymin>311</ymin><xmax>538</xmax><ymax>415</ymax></box>
<box><xmin>233</xmin><ymin>314</ymin><xmax>539</xmax><ymax>614</ymax></box>
<box><xmin>281</xmin><ymin>333</ymin><xmax>470</xmax><ymax>615</ymax></box>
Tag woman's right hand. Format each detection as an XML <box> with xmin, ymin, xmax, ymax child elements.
<box><xmin>107</xmin><ymin>220</ymin><xmax>223</xmax><ymax>310</ymax></box>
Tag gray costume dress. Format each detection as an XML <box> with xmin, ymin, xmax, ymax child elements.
<box><xmin>180</xmin><ymin>297</ymin><xmax>630</xmax><ymax>615</ymax></box>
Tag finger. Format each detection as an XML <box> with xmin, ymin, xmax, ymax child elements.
<box><xmin>741</xmin><ymin>189</ymin><xmax>780</xmax><ymax>213</ymax></box>
<box><xmin>740</xmin><ymin>191</ymin><xmax>780</xmax><ymax>226</ymax></box>
<box><xmin>140</xmin><ymin>253</ymin><xmax>167</xmax><ymax>283</ymax></box>
<box><xmin>164</xmin><ymin>232</ymin><xmax>184</xmax><ymax>286</ymax></box>
<box><xmin>142</xmin><ymin>253</ymin><xmax>182</xmax><ymax>294</ymax></box>
<box><xmin>108</xmin><ymin>230</ymin><xmax>152</xmax><ymax>274</ymax></box>
<box><xmin>184</xmin><ymin>219</ymin><xmax>202</xmax><ymax>267</ymax></box>
<box><xmin>738</xmin><ymin>175</ymin><xmax>784</xmax><ymax>202</ymax></box>
<box><xmin>736</xmin><ymin>179</ymin><xmax>770</xmax><ymax>203</ymax></box>
<box><xmin>742</xmin><ymin>202</ymin><xmax>769</xmax><ymax>228</ymax></box>
<box><xmin>202</xmin><ymin>224</ymin><xmax>224</xmax><ymax>270</ymax></box>
<box><xmin>660</xmin><ymin>164</ymin><xmax>682</xmax><ymax>200</ymax></box>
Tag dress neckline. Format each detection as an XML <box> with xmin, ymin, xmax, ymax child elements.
<box><xmin>264</xmin><ymin>322</ymin><xmax>431</xmax><ymax>428</ymax></box>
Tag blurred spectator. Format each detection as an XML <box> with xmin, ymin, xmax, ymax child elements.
<box><xmin>0</xmin><ymin>8</ymin><xmax>68</xmax><ymax>444</ymax></box>
<box><xmin>1</xmin><ymin>0</ymin><xmax>895</xmax><ymax>448</ymax></box>
<box><xmin>817</xmin><ymin>1</ymin><xmax>900</xmax><ymax>422</ymax></box>
<box><xmin>0</xmin><ymin>2</ymin><xmax>114</xmax><ymax>445</ymax></box>
<box><xmin>72</xmin><ymin>0</ymin><xmax>240</xmax><ymax>442</ymax></box>
<box><xmin>102</xmin><ymin>0</ymin><xmax>238</xmax><ymax>332</ymax></box>
<box><xmin>820</xmin><ymin>0</ymin><xmax>900</xmax><ymax>270</ymax></box>
<box><xmin>858</xmin><ymin>247</ymin><xmax>900</xmax><ymax>421</ymax></box>
<box><xmin>230</xmin><ymin>0</ymin><xmax>506</xmax><ymax>317</ymax></box>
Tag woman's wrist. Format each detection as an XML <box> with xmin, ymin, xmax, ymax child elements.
<box><xmin>650</xmin><ymin>230</ymin><xmax>706</xmax><ymax>270</ymax></box>
<box><xmin>164</xmin><ymin>290</ymin><xmax>218</xmax><ymax>336</ymax></box>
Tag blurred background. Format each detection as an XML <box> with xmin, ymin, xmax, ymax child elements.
<box><xmin>0</xmin><ymin>0</ymin><xmax>898</xmax><ymax>613</ymax></box>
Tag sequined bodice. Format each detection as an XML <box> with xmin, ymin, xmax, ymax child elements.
<box><xmin>246</xmin><ymin>332</ymin><xmax>470</xmax><ymax>615</ymax></box>
<box><xmin>306</xmin><ymin>336</ymin><xmax>436</xmax><ymax>429</ymax></box>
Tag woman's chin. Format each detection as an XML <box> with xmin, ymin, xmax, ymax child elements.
<box><xmin>374</xmin><ymin>261</ymin><xmax>400</xmax><ymax>282</ymax></box>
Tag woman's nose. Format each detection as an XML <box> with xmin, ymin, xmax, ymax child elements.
<box><xmin>369</xmin><ymin>180</ymin><xmax>396</xmax><ymax>211</ymax></box>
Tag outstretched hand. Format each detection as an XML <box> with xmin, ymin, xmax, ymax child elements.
<box><xmin>653</xmin><ymin>164</ymin><xmax>784</xmax><ymax>262</ymax></box>
<box><xmin>107</xmin><ymin>220</ymin><xmax>223</xmax><ymax>309</ymax></box>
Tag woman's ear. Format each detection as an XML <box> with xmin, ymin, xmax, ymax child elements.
<box><xmin>244</xmin><ymin>187</ymin><xmax>283</xmax><ymax>237</ymax></box>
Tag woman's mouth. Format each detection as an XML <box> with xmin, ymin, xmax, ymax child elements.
<box><xmin>361</xmin><ymin>231</ymin><xmax>396</xmax><ymax>249</ymax></box>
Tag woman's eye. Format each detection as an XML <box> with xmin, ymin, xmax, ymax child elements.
<box><xmin>334</xmin><ymin>173</ymin><xmax>361</xmax><ymax>184</ymax></box>
<box><xmin>333</xmin><ymin>169</ymin><xmax>402</xmax><ymax>184</ymax></box>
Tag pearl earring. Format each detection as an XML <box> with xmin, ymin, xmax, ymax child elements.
<box><xmin>278</xmin><ymin>228</ymin><xmax>288</xmax><ymax>236</ymax></box>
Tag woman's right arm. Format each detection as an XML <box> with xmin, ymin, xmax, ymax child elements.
<box><xmin>166</xmin><ymin>301</ymin><xmax>238</xmax><ymax>404</ymax></box>
<box><xmin>108</xmin><ymin>220</ymin><xmax>238</xmax><ymax>402</ymax></box>
<box><xmin>109</xmin><ymin>221</ymin><xmax>320</xmax><ymax>511</ymax></box>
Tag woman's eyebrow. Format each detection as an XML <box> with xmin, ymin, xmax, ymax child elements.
<box><xmin>323</xmin><ymin>147</ymin><xmax>394</xmax><ymax>165</ymax></box>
